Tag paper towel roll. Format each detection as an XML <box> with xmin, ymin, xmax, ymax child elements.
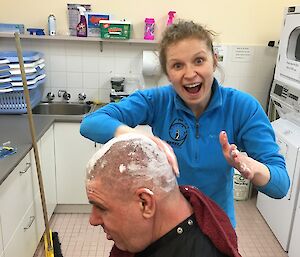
<box><xmin>142</xmin><ymin>50</ymin><xmax>161</xmax><ymax>76</ymax></box>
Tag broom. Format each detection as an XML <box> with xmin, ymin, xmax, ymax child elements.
<box><xmin>14</xmin><ymin>32</ymin><xmax>63</xmax><ymax>257</ymax></box>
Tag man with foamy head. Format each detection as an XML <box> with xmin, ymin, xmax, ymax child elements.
<box><xmin>85</xmin><ymin>134</ymin><xmax>241</xmax><ymax>257</ymax></box>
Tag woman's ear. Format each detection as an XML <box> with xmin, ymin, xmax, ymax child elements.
<box><xmin>213</xmin><ymin>53</ymin><xmax>218</xmax><ymax>72</ymax></box>
<box><xmin>135</xmin><ymin>188</ymin><xmax>155</xmax><ymax>219</ymax></box>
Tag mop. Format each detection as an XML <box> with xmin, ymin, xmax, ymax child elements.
<box><xmin>14</xmin><ymin>32</ymin><xmax>63</xmax><ymax>257</ymax></box>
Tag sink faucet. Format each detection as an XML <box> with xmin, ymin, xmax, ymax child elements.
<box><xmin>58</xmin><ymin>90</ymin><xmax>71</xmax><ymax>101</ymax></box>
<box><xmin>78</xmin><ymin>92</ymin><xmax>86</xmax><ymax>102</ymax></box>
<box><xmin>46</xmin><ymin>92</ymin><xmax>55</xmax><ymax>102</ymax></box>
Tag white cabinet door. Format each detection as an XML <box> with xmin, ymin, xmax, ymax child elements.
<box><xmin>0</xmin><ymin>153</ymin><xmax>34</xmax><ymax>247</ymax></box>
<box><xmin>54</xmin><ymin>122</ymin><xmax>97</xmax><ymax>204</ymax></box>
<box><xmin>4</xmin><ymin>194</ymin><xmax>44</xmax><ymax>257</ymax></box>
<box><xmin>30</xmin><ymin>124</ymin><xmax>57</xmax><ymax>219</ymax></box>
<box><xmin>39</xmin><ymin>124</ymin><xmax>57</xmax><ymax>217</ymax></box>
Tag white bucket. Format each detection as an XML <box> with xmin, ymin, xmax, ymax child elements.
<box><xmin>233</xmin><ymin>169</ymin><xmax>252</xmax><ymax>201</ymax></box>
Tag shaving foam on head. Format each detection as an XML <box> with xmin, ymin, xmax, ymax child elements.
<box><xmin>86</xmin><ymin>133</ymin><xmax>177</xmax><ymax>192</ymax></box>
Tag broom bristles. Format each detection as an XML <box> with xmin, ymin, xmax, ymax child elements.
<box><xmin>52</xmin><ymin>232</ymin><xmax>63</xmax><ymax>257</ymax></box>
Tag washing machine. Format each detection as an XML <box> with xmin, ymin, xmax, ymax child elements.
<box><xmin>275</xmin><ymin>6</ymin><xmax>300</xmax><ymax>90</ymax></box>
<box><xmin>256</xmin><ymin>118</ymin><xmax>300</xmax><ymax>251</ymax></box>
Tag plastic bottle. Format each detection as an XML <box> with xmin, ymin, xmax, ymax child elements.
<box><xmin>48</xmin><ymin>14</ymin><xmax>56</xmax><ymax>36</ymax></box>
<box><xmin>167</xmin><ymin>11</ymin><xmax>176</xmax><ymax>26</ymax></box>
<box><xmin>76</xmin><ymin>6</ymin><xmax>87</xmax><ymax>37</ymax></box>
<box><xmin>144</xmin><ymin>18</ymin><xmax>155</xmax><ymax>40</ymax></box>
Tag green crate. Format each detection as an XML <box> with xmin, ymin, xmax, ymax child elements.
<box><xmin>99</xmin><ymin>21</ymin><xmax>131</xmax><ymax>40</ymax></box>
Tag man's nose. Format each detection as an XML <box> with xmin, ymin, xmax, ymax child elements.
<box><xmin>89</xmin><ymin>206</ymin><xmax>103</xmax><ymax>226</ymax></box>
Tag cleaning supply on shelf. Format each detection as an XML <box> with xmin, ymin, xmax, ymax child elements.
<box><xmin>76</xmin><ymin>6</ymin><xmax>87</xmax><ymax>37</ymax></box>
<box><xmin>27</xmin><ymin>28</ymin><xmax>45</xmax><ymax>35</ymax></box>
<box><xmin>167</xmin><ymin>11</ymin><xmax>176</xmax><ymax>26</ymax></box>
<box><xmin>144</xmin><ymin>18</ymin><xmax>155</xmax><ymax>40</ymax></box>
<box><xmin>99</xmin><ymin>20</ymin><xmax>131</xmax><ymax>39</ymax></box>
<box><xmin>67</xmin><ymin>4</ymin><xmax>91</xmax><ymax>36</ymax></box>
<box><xmin>48</xmin><ymin>14</ymin><xmax>56</xmax><ymax>36</ymax></box>
<box><xmin>86</xmin><ymin>13</ymin><xmax>110</xmax><ymax>37</ymax></box>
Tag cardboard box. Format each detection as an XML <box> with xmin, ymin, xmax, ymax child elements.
<box><xmin>86</xmin><ymin>13</ymin><xmax>109</xmax><ymax>37</ymax></box>
<box><xmin>100</xmin><ymin>20</ymin><xmax>131</xmax><ymax>40</ymax></box>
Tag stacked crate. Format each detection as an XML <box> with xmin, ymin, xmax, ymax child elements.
<box><xmin>0</xmin><ymin>51</ymin><xmax>46</xmax><ymax>114</ymax></box>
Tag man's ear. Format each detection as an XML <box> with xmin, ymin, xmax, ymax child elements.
<box><xmin>135</xmin><ymin>188</ymin><xmax>155</xmax><ymax>219</ymax></box>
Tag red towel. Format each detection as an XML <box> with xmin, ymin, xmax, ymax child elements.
<box><xmin>109</xmin><ymin>185</ymin><xmax>241</xmax><ymax>257</ymax></box>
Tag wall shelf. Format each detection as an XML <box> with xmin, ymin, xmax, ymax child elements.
<box><xmin>0</xmin><ymin>33</ymin><xmax>159</xmax><ymax>44</ymax></box>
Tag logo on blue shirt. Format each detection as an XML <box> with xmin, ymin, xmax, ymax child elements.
<box><xmin>167</xmin><ymin>118</ymin><xmax>188</xmax><ymax>147</ymax></box>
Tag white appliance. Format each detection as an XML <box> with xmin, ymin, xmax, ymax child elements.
<box><xmin>256</xmin><ymin>5</ymin><xmax>300</xmax><ymax>254</ymax></box>
<box><xmin>275</xmin><ymin>6</ymin><xmax>300</xmax><ymax>89</ymax></box>
<box><xmin>289</xmin><ymin>191</ymin><xmax>300</xmax><ymax>257</ymax></box>
<box><xmin>257</xmin><ymin>119</ymin><xmax>300</xmax><ymax>251</ymax></box>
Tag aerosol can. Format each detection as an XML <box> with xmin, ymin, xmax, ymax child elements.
<box><xmin>48</xmin><ymin>14</ymin><xmax>56</xmax><ymax>36</ymax></box>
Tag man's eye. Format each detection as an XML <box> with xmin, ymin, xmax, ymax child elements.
<box><xmin>173</xmin><ymin>63</ymin><xmax>182</xmax><ymax>69</ymax></box>
<box><xmin>96</xmin><ymin>205</ymin><xmax>106</xmax><ymax>212</ymax></box>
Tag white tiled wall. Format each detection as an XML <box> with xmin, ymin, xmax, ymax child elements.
<box><xmin>0</xmin><ymin>38</ymin><xmax>277</xmax><ymax>110</ymax></box>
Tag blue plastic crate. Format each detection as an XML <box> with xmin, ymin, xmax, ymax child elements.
<box><xmin>0</xmin><ymin>81</ymin><xmax>44</xmax><ymax>114</ymax></box>
<box><xmin>0</xmin><ymin>68</ymin><xmax>45</xmax><ymax>82</ymax></box>
<box><xmin>0</xmin><ymin>51</ymin><xmax>43</xmax><ymax>64</ymax></box>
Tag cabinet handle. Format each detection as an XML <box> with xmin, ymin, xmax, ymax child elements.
<box><xmin>24</xmin><ymin>216</ymin><xmax>35</xmax><ymax>230</ymax></box>
<box><xmin>19</xmin><ymin>162</ymin><xmax>31</xmax><ymax>175</ymax></box>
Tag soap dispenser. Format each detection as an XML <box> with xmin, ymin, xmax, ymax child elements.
<box><xmin>76</xmin><ymin>6</ymin><xmax>87</xmax><ymax>37</ymax></box>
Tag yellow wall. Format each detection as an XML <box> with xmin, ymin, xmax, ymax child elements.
<box><xmin>1</xmin><ymin>0</ymin><xmax>300</xmax><ymax>44</ymax></box>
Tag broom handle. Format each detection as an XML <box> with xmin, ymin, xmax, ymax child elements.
<box><xmin>14</xmin><ymin>33</ymin><xmax>52</xmax><ymax>251</ymax></box>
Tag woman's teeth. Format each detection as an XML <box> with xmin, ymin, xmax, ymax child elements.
<box><xmin>184</xmin><ymin>83</ymin><xmax>202</xmax><ymax>93</ymax></box>
<box><xmin>185</xmin><ymin>83</ymin><xmax>200</xmax><ymax>88</ymax></box>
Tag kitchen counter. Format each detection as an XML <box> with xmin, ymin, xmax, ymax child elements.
<box><xmin>0</xmin><ymin>113</ymin><xmax>84</xmax><ymax>185</ymax></box>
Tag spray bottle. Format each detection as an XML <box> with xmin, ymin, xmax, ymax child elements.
<box><xmin>76</xmin><ymin>6</ymin><xmax>87</xmax><ymax>37</ymax></box>
<box><xmin>144</xmin><ymin>18</ymin><xmax>155</xmax><ymax>40</ymax></box>
<box><xmin>167</xmin><ymin>11</ymin><xmax>176</xmax><ymax>26</ymax></box>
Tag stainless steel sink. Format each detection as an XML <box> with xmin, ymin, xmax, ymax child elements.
<box><xmin>32</xmin><ymin>102</ymin><xmax>92</xmax><ymax>115</ymax></box>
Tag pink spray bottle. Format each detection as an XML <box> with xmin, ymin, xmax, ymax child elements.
<box><xmin>167</xmin><ymin>11</ymin><xmax>176</xmax><ymax>26</ymax></box>
<box><xmin>144</xmin><ymin>18</ymin><xmax>155</xmax><ymax>40</ymax></box>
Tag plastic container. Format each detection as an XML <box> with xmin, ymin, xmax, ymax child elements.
<box><xmin>167</xmin><ymin>11</ymin><xmax>176</xmax><ymax>26</ymax></box>
<box><xmin>111</xmin><ymin>77</ymin><xmax>125</xmax><ymax>92</ymax></box>
<box><xmin>77</xmin><ymin>6</ymin><xmax>87</xmax><ymax>37</ymax></box>
<box><xmin>144</xmin><ymin>18</ymin><xmax>155</xmax><ymax>40</ymax></box>
<box><xmin>0</xmin><ymin>51</ymin><xmax>43</xmax><ymax>64</ymax></box>
<box><xmin>233</xmin><ymin>169</ymin><xmax>252</xmax><ymax>201</ymax></box>
<box><xmin>48</xmin><ymin>14</ymin><xmax>56</xmax><ymax>36</ymax></box>
<box><xmin>0</xmin><ymin>23</ymin><xmax>24</xmax><ymax>34</ymax></box>
<box><xmin>0</xmin><ymin>80</ymin><xmax>44</xmax><ymax>114</ymax></box>
<box><xmin>0</xmin><ymin>68</ymin><xmax>45</xmax><ymax>82</ymax></box>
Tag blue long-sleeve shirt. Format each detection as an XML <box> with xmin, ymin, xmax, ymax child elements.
<box><xmin>80</xmin><ymin>79</ymin><xmax>290</xmax><ymax>227</ymax></box>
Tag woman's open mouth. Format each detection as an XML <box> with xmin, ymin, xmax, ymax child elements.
<box><xmin>184</xmin><ymin>83</ymin><xmax>202</xmax><ymax>94</ymax></box>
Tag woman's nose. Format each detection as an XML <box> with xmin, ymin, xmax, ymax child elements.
<box><xmin>184</xmin><ymin>65</ymin><xmax>197</xmax><ymax>79</ymax></box>
<box><xmin>89</xmin><ymin>206</ymin><xmax>103</xmax><ymax>226</ymax></box>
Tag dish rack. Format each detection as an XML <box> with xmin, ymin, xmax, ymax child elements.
<box><xmin>0</xmin><ymin>51</ymin><xmax>45</xmax><ymax>114</ymax></box>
